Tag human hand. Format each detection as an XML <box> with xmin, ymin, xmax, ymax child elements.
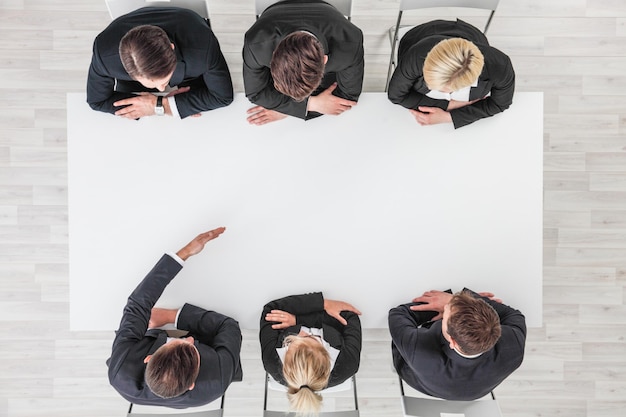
<box><xmin>478</xmin><ymin>292</ymin><xmax>502</xmax><ymax>303</ymax></box>
<box><xmin>114</xmin><ymin>93</ymin><xmax>160</xmax><ymax>119</ymax></box>
<box><xmin>409</xmin><ymin>106</ymin><xmax>452</xmax><ymax>126</ymax></box>
<box><xmin>176</xmin><ymin>227</ymin><xmax>226</xmax><ymax>261</ymax></box>
<box><xmin>148</xmin><ymin>308</ymin><xmax>177</xmax><ymax>328</ymax></box>
<box><xmin>265</xmin><ymin>309</ymin><xmax>296</xmax><ymax>329</ymax></box>
<box><xmin>246</xmin><ymin>106</ymin><xmax>288</xmax><ymax>125</ymax></box>
<box><xmin>307</xmin><ymin>83</ymin><xmax>357</xmax><ymax>115</ymax></box>
<box><xmin>409</xmin><ymin>290</ymin><xmax>454</xmax><ymax>320</ymax></box>
<box><xmin>323</xmin><ymin>299</ymin><xmax>362</xmax><ymax>325</ymax></box>
<box><xmin>166</xmin><ymin>86</ymin><xmax>190</xmax><ymax>98</ymax></box>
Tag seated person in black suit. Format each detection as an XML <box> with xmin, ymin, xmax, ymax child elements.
<box><xmin>107</xmin><ymin>227</ymin><xmax>242</xmax><ymax>408</ymax></box>
<box><xmin>243</xmin><ymin>0</ymin><xmax>364</xmax><ymax>125</ymax></box>
<box><xmin>87</xmin><ymin>7</ymin><xmax>233</xmax><ymax>120</ymax></box>
<box><xmin>260</xmin><ymin>292</ymin><xmax>362</xmax><ymax>414</ymax></box>
<box><xmin>387</xmin><ymin>19</ymin><xmax>515</xmax><ymax>128</ymax></box>
<box><xmin>389</xmin><ymin>289</ymin><xmax>526</xmax><ymax>400</ymax></box>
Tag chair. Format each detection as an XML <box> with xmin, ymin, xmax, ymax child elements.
<box><xmin>255</xmin><ymin>0</ymin><xmax>352</xmax><ymax>20</ymax></box>
<box><xmin>398</xmin><ymin>377</ymin><xmax>502</xmax><ymax>417</ymax></box>
<box><xmin>105</xmin><ymin>0</ymin><xmax>211</xmax><ymax>22</ymax></box>
<box><xmin>263</xmin><ymin>372</ymin><xmax>359</xmax><ymax>417</ymax></box>
<box><xmin>385</xmin><ymin>0</ymin><xmax>500</xmax><ymax>91</ymax></box>
<box><xmin>127</xmin><ymin>396</ymin><xmax>224</xmax><ymax>417</ymax></box>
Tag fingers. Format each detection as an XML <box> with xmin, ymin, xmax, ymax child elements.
<box><xmin>246</xmin><ymin>107</ymin><xmax>271</xmax><ymax>125</ymax></box>
<box><xmin>198</xmin><ymin>227</ymin><xmax>226</xmax><ymax>243</ymax></box>
<box><xmin>167</xmin><ymin>86</ymin><xmax>191</xmax><ymax>97</ymax></box>
<box><xmin>331</xmin><ymin>312</ymin><xmax>348</xmax><ymax>326</ymax></box>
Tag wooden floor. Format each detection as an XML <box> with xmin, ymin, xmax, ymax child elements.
<box><xmin>1</xmin><ymin>0</ymin><xmax>626</xmax><ymax>416</ymax></box>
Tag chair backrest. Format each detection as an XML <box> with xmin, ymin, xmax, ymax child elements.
<box><xmin>255</xmin><ymin>0</ymin><xmax>352</xmax><ymax>19</ymax></box>
<box><xmin>398</xmin><ymin>378</ymin><xmax>502</xmax><ymax>417</ymax></box>
<box><xmin>263</xmin><ymin>373</ymin><xmax>359</xmax><ymax>416</ymax></box>
<box><xmin>127</xmin><ymin>393</ymin><xmax>225</xmax><ymax>417</ymax></box>
<box><xmin>397</xmin><ymin>0</ymin><xmax>499</xmax><ymax>33</ymax></box>
<box><xmin>105</xmin><ymin>0</ymin><xmax>210</xmax><ymax>20</ymax></box>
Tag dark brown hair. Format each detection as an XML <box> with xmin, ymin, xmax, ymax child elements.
<box><xmin>270</xmin><ymin>32</ymin><xmax>325</xmax><ymax>102</ymax></box>
<box><xmin>145</xmin><ymin>342</ymin><xmax>200</xmax><ymax>399</ymax></box>
<box><xmin>119</xmin><ymin>25</ymin><xmax>176</xmax><ymax>80</ymax></box>
<box><xmin>447</xmin><ymin>291</ymin><xmax>501</xmax><ymax>355</ymax></box>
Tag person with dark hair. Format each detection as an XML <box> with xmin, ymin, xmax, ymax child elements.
<box><xmin>389</xmin><ymin>289</ymin><xmax>526</xmax><ymax>400</ymax></box>
<box><xmin>87</xmin><ymin>7</ymin><xmax>233</xmax><ymax>120</ymax></box>
<box><xmin>107</xmin><ymin>227</ymin><xmax>243</xmax><ymax>408</ymax></box>
<box><xmin>260</xmin><ymin>292</ymin><xmax>362</xmax><ymax>415</ymax></box>
<box><xmin>387</xmin><ymin>19</ymin><xmax>515</xmax><ymax>128</ymax></box>
<box><xmin>243</xmin><ymin>0</ymin><xmax>364</xmax><ymax>125</ymax></box>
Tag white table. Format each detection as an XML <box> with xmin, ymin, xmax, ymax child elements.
<box><xmin>67</xmin><ymin>92</ymin><xmax>543</xmax><ymax>330</ymax></box>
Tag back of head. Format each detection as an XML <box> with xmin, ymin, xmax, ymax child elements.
<box><xmin>270</xmin><ymin>32</ymin><xmax>325</xmax><ymax>102</ymax></box>
<box><xmin>447</xmin><ymin>291</ymin><xmax>501</xmax><ymax>355</ymax></box>
<box><xmin>145</xmin><ymin>342</ymin><xmax>200</xmax><ymax>399</ymax></box>
<box><xmin>119</xmin><ymin>25</ymin><xmax>177</xmax><ymax>80</ymax></box>
<box><xmin>282</xmin><ymin>335</ymin><xmax>331</xmax><ymax>416</ymax></box>
<box><xmin>423</xmin><ymin>38</ymin><xmax>484</xmax><ymax>91</ymax></box>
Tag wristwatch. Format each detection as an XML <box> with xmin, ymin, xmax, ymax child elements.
<box><xmin>155</xmin><ymin>96</ymin><xmax>165</xmax><ymax>116</ymax></box>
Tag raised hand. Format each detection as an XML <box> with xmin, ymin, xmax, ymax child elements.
<box><xmin>176</xmin><ymin>227</ymin><xmax>226</xmax><ymax>261</ymax></box>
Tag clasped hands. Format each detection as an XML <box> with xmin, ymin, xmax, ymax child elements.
<box><xmin>265</xmin><ymin>299</ymin><xmax>362</xmax><ymax>330</ymax></box>
<box><xmin>113</xmin><ymin>86</ymin><xmax>201</xmax><ymax>119</ymax></box>
<box><xmin>247</xmin><ymin>82</ymin><xmax>357</xmax><ymax>126</ymax></box>
<box><xmin>410</xmin><ymin>289</ymin><xmax>502</xmax><ymax>321</ymax></box>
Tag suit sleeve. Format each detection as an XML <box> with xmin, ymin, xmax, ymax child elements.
<box><xmin>328</xmin><ymin>311</ymin><xmax>361</xmax><ymax>386</ymax></box>
<box><xmin>387</xmin><ymin>45</ymin><xmax>450</xmax><ymax>111</ymax></box>
<box><xmin>259</xmin><ymin>292</ymin><xmax>325</xmax><ymax>383</ymax></box>
<box><xmin>109</xmin><ymin>254</ymin><xmax>182</xmax><ymax>378</ymax></box>
<box><xmin>86</xmin><ymin>39</ymin><xmax>136</xmax><ymax>114</ymax></box>
<box><xmin>177</xmin><ymin>303</ymin><xmax>242</xmax><ymax>384</ymax></box>
<box><xmin>334</xmin><ymin>37</ymin><xmax>364</xmax><ymax>102</ymax></box>
<box><xmin>388</xmin><ymin>303</ymin><xmax>430</xmax><ymax>367</ymax></box>
<box><xmin>174</xmin><ymin>34</ymin><xmax>234</xmax><ymax>119</ymax></box>
<box><xmin>242</xmin><ymin>39</ymin><xmax>308</xmax><ymax>119</ymax></box>
<box><xmin>449</xmin><ymin>54</ymin><xmax>515</xmax><ymax>129</ymax></box>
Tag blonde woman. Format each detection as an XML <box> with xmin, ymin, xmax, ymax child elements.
<box><xmin>260</xmin><ymin>292</ymin><xmax>362</xmax><ymax>415</ymax></box>
<box><xmin>387</xmin><ymin>19</ymin><xmax>515</xmax><ymax>129</ymax></box>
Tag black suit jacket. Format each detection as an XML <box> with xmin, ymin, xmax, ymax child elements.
<box><xmin>387</xmin><ymin>19</ymin><xmax>515</xmax><ymax>129</ymax></box>
<box><xmin>260</xmin><ymin>292</ymin><xmax>362</xmax><ymax>388</ymax></box>
<box><xmin>87</xmin><ymin>7</ymin><xmax>233</xmax><ymax>119</ymax></box>
<box><xmin>243</xmin><ymin>0</ymin><xmax>364</xmax><ymax>119</ymax></box>
<box><xmin>388</xmin><ymin>289</ymin><xmax>526</xmax><ymax>400</ymax></box>
<box><xmin>107</xmin><ymin>254</ymin><xmax>242</xmax><ymax>408</ymax></box>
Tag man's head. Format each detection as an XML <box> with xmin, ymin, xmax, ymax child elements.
<box><xmin>270</xmin><ymin>32</ymin><xmax>326</xmax><ymax>102</ymax></box>
<box><xmin>442</xmin><ymin>291</ymin><xmax>501</xmax><ymax>356</ymax></box>
<box><xmin>423</xmin><ymin>38</ymin><xmax>484</xmax><ymax>93</ymax></box>
<box><xmin>119</xmin><ymin>25</ymin><xmax>176</xmax><ymax>91</ymax></box>
<box><xmin>144</xmin><ymin>337</ymin><xmax>200</xmax><ymax>398</ymax></box>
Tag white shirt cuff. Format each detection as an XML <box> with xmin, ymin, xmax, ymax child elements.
<box><xmin>167</xmin><ymin>96</ymin><xmax>181</xmax><ymax>119</ymax></box>
<box><xmin>167</xmin><ymin>251</ymin><xmax>185</xmax><ymax>266</ymax></box>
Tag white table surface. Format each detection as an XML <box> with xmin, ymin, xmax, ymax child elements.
<box><xmin>67</xmin><ymin>92</ymin><xmax>543</xmax><ymax>330</ymax></box>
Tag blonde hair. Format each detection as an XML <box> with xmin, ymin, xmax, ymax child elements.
<box><xmin>282</xmin><ymin>335</ymin><xmax>331</xmax><ymax>416</ymax></box>
<box><xmin>423</xmin><ymin>38</ymin><xmax>484</xmax><ymax>92</ymax></box>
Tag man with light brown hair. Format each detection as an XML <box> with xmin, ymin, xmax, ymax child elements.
<box><xmin>389</xmin><ymin>289</ymin><xmax>526</xmax><ymax>400</ymax></box>
<box><xmin>243</xmin><ymin>0</ymin><xmax>364</xmax><ymax>125</ymax></box>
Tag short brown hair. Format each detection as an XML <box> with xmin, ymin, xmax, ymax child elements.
<box><xmin>423</xmin><ymin>38</ymin><xmax>484</xmax><ymax>91</ymax></box>
<box><xmin>145</xmin><ymin>342</ymin><xmax>200</xmax><ymax>398</ymax></box>
<box><xmin>270</xmin><ymin>32</ymin><xmax>325</xmax><ymax>102</ymax></box>
<box><xmin>447</xmin><ymin>291</ymin><xmax>501</xmax><ymax>355</ymax></box>
<box><xmin>119</xmin><ymin>25</ymin><xmax>176</xmax><ymax>80</ymax></box>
